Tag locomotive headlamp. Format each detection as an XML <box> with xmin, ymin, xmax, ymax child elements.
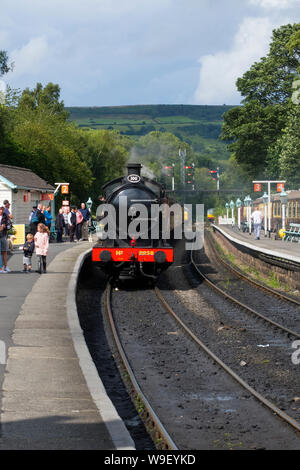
<box><xmin>99</xmin><ymin>250</ymin><xmax>112</xmax><ymax>262</ymax></box>
<box><xmin>154</xmin><ymin>251</ymin><xmax>166</xmax><ymax>264</ymax></box>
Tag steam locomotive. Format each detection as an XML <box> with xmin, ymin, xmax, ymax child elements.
<box><xmin>92</xmin><ymin>163</ymin><xmax>177</xmax><ymax>282</ymax></box>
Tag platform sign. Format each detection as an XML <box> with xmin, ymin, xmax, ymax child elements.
<box><xmin>13</xmin><ymin>224</ymin><xmax>25</xmax><ymax>246</ymax></box>
<box><xmin>41</xmin><ymin>193</ymin><xmax>54</xmax><ymax>201</ymax></box>
<box><xmin>61</xmin><ymin>184</ymin><xmax>69</xmax><ymax>195</ymax></box>
<box><xmin>254</xmin><ymin>183</ymin><xmax>261</xmax><ymax>192</ymax></box>
<box><xmin>277</xmin><ymin>183</ymin><xmax>285</xmax><ymax>192</ymax></box>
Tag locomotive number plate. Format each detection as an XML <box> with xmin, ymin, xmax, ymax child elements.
<box><xmin>127</xmin><ymin>174</ymin><xmax>141</xmax><ymax>183</ymax></box>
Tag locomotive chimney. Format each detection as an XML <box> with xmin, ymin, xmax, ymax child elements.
<box><xmin>127</xmin><ymin>163</ymin><xmax>142</xmax><ymax>176</ymax></box>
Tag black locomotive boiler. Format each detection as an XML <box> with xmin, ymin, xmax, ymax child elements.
<box><xmin>92</xmin><ymin>163</ymin><xmax>177</xmax><ymax>281</ymax></box>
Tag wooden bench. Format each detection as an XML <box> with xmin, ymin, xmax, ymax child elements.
<box><xmin>283</xmin><ymin>223</ymin><xmax>300</xmax><ymax>242</ymax></box>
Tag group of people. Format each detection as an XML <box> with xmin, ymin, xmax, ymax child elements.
<box><xmin>0</xmin><ymin>200</ymin><xmax>92</xmax><ymax>274</ymax></box>
<box><xmin>55</xmin><ymin>203</ymin><xmax>91</xmax><ymax>243</ymax></box>
<box><xmin>29</xmin><ymin>203</ymin><xmax>52</xmax><ymax>235</ymax></box>
<box><xmin>22</xmin><ymin>224</ymin><xmax>50</xmax><ymax>273</ymax></box>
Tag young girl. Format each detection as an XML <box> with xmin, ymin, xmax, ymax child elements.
<box><xmin>34</xmin><ymin>223</ymin><xmax>50</xmax><ymax>273</ymax></box>
<box><xmin>23</xmin><ymin>233</ymin><xmax>35</xmax><ymax>272</ymax></box>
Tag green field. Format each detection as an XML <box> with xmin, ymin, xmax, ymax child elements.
<box><xmin>66</xmin><ymin>104</ymin><xmax>234</xmax><ymax>155</ymax></box>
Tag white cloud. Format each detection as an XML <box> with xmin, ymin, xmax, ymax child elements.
<box><xmin>194</xmin><ymin>17</ymin><xmax>275</xmax><ymax>105</ymax></box>
<box><xmin>249</xmin><ymin>0</ymin><xmax>298</xmax><ymax>9</ymax></box>
<box><xmin>8</xmin><ymin>36</ymin><xmax>48</xmax><ymax>78</ymax></box>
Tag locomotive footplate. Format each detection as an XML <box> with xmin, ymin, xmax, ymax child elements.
<box><xmin>92</xmin><ymin>247</ymin><xmax>173</xmax><ymax>263</ymax></box>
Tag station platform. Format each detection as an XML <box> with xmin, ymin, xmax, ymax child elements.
<box><xmin>213</xmin><ymin>224</ymin><xmax>300</xmax><ymax>265</ymax></box>
<box><xmin>0</xmin><ymin>240</ymin><xmax>135</xmax><ymax>450</ymax></box>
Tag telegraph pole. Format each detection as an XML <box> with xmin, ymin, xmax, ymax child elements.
<box><xmin>179</xmin><ymin>148</ymin><xmax>186</xmax><ymax>188</ymax></box>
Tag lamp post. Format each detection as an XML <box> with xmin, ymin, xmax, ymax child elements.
<box><xmin>248</xmin><ymin>195</ymin><xmax>252</xmax><ymax>235</ymax></box>
<box><xmin>225</xmin><ymin>202</ymin><xmax>229</xmax><ymax>221</ymax></box>
<box><xmin>262</xmin><ymin>192</ymin><xmax>268</xmax><ymax>237</ymax></box>
<box><xmin>230</xmin><ymin>200</ymin><xmax>235</xmax><ymax>226</ymax></box>
<box><xmin>244</xmin><ymin>195</ymin><xmax>251</xmax><ymax>234</ymax></box>
<box><xmin>280</xmin><ymin>189</ymin><xmax>288</xmax><ymax>231</ymax></box>
<box><xmin>236</xmin><ymin>198</ymin><xmax>242</xmax><ymax>230</ymax></box>
<box><xmin>86</xmin><ymin>197</ymin><xmax>93</xmax><ymax>226</ymax></box>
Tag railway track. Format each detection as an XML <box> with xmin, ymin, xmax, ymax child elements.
<box><xmin>190</xmin><ymin>237</ymin><xmax>300</xmax><ymax>340</ymax></box>
<box><xmin>154</xmin><ymin>286</ymin><xmax>300</xmax><ymax>435</ymax></box>
<box><xmin>105</xmin><ymin>281</ymin><xmax>178</xmax><ymax>451</ymax></box>
<box><xmin>104</xmin><ymin>276</ymin><xmax>300</xmax><ymax>448</ymax></box>
<box><xmin>207</xmin><ymin>229</ymin><xmax>300</xmax><ymax>307</ymax></box>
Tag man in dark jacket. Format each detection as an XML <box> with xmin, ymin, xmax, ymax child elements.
<box><xmin>55</xmin><ymin>208</ymin><xmax>65</xmax><ymax>243</ymax></box>
<box><xmin>0</xmin><ymin>206</ymin><xmax>10</xmax><ymax>273</ymax></box>
<box><xmin>79</xmin><ymin>203</ymin><xmax>91</xmax><ymax>240</ymax></box>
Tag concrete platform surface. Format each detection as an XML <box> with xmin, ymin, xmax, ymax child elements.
<box><xmin>0</xmin><ymin>241</ymin><xmax>135</xmax><ymax>450</ymax></box>
<box><xmin>214</xmin><ymin>224</ymin><xmax>300</xmax><ymax>263</ymax></box>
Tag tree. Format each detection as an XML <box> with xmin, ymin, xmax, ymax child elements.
<box><xmin>277</xmin><ymin>106</ymin><xmax>300</xmax><ymax>186</ymax></box>
<box><xmin>221</xmin><ymin>23</ymin><xmax>300</xmax><ymax>178</ymax></box>
<box><xmin>0</xmin><ymin>50</ymin><xmax>13</xmax><ymax>77</ymax></box>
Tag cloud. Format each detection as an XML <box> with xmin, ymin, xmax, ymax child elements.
<box><xmin>194</xmin><ymin>17</ymin><xmax>275</xmax><ymax>105</ymax></box>
<box><xmin>248</xmin><ymin>0</ymin><xmax>298</xmax><ymax>9</ymax></box>
<box><xmin>8</xmin><ymin>36</ymin><xmax>48</xmax><ymax>78</ymax></box>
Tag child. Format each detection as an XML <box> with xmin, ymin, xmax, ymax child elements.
<box><xmin>34</xmin><ymin>223</ymin><xmax>50</xmax><ymax>274</ymax></box>
<box><xmin>23</xmin><ymin>233</ymin><xmax>35</xmax><ymax>272</ymax></box>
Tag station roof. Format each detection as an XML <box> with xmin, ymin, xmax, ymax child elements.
<box><xmin>0</xmin><ymin>164</ymin><xmax>55</xmax><ymax>192</ymax></box>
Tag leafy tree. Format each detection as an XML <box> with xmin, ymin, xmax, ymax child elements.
<box><xmin>0</xmin><ymin>50</ymin><xmax>13</xmax><ymax>77</ymax></box>
<box><xmin>221</xmin><ymin>23</ymin><xmax>300</xmax><ymax>178</ymax></box>
<box><xmin>277</xmin><ymin>106</ymin><xmax>300</xmax><ymax>186</ymax></box>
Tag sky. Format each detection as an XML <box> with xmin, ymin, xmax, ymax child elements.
<box><xmin>0</xmin><ymin>0</ymin><xmax>300</xmax><ymax>106</ymax></box>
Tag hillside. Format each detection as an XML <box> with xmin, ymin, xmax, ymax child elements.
<box><xmin>66</xmin><ymin>104</ymin><xmax>234</xmax><ymax>159</ymax></box>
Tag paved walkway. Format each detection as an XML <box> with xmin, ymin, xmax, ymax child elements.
<box><xmin>214</xmin><ymin>224</ymin><xmax>300</xmax><ymax>263</ymax></box>
<box><xmin>0</xmin><ymin>241</ymin><xmax>134</xmax><ymax>450</ymax></box>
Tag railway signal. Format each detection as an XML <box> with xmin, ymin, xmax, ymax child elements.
<box><xmin>185</xmin><ymin>164</ymin><xmax>195</xmax><ymax>191</ymax></box>
<box><xmin>209</xmin><ymin>167</ymin><xmax>220</xmax><ymax>191</ymax></box>
<box><xmin>164</xmin><ymin>164</ymin><xmax>175</xmax><ymax>191</ymax></box>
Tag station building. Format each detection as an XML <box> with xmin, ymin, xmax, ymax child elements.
<box><xmin>0</xmin><ymin>164</ymin><xmax>55</xmax><ymax>224</ymax></box>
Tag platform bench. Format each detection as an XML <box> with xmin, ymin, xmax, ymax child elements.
<box><xmin>283</xmin><ymin>223</ymin><xmax>300</xmax><ymax>242</ymax></box>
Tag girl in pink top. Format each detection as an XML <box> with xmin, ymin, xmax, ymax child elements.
<box><xmin>34</xmin><ymin>223</ymin><xmax>50</xmax><ymax>273</ymax></box>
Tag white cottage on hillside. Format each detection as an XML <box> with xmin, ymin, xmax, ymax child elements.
<box><xmin>0</xmin><ymin>164</ymin><xmax>55</xmax><ymax>224</ymax></box>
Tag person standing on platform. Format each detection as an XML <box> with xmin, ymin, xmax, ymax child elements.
<box><xmin>251</xmin><ymin>208</ymin><xmax>263</xmax><ymax>240</ymax></box>
<box><xmin>75</xmin><ymin>208</ymin><xmax>84</xmax><ymax>241</ymax></box>
<box><xmin>79</xmin><ymin>203</ymin><xmax>90</xmax><ymax>241</ymax></box>
<box><xmin>22</xmin><ymin>233</ymin><xmax>35</xmax><ymax>272</ymax></box>
<box><xmin>55</xmin><ymin>208</ymin><xmax>65</xmax><ymax>243</ymax></box>
<box><xmin>0</xmin><ymin>206</ymin><xmax>10</xmax><ymax>273</ymax></box>
<box><xmin>29</xmin><ymin>206</ymin><xmax>39</xmax><ymax>235</ymax></box>
<box><xmin>36</xmin><ymin>204</ymin><xmax>46</xmax><ymax>225</ymax></box>
<box><xmin>34</xmin><ymin>223</ymin><xmax>49</xmax><ymax>273</ymax></box>
<box><xmin>68</xmin><ymin>206</ymin><xmax>77</xmax><ymax>242</ymax></box>
<box><xmin>44</xmin><ymin>205</ymin><xmax>53</xmax><ymax>231</ymax></box>
<box><xmin>63</xmin><ymin>207</ymin><xmax>69</xmax><ymax>237</ymax></box>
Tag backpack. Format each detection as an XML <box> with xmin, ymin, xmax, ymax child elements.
<box><xmin>31</xmin><ymin>214</ymin><xmax>39</xmax><ymax>223</ymax></box>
